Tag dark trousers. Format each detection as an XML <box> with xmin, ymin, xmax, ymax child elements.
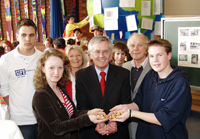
<box><xmin>18</xmin><ymin>124</ymin><xmax>38</xmax><ymax>139</ymax></box>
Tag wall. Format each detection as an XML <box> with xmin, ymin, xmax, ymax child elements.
<box><xmin>164</xmin><ymin>0</ymin><xmax>200</xmax><ymax>113</ymax></box>
<box><xmin>164</xmin><ymin>0</ymin><xmax>200</xmax><ymax>16</ymax></box>
<box><xmin>77</xmin><ymin>0</ymin><xmax>93</xmax><ymax>40</ymax></box>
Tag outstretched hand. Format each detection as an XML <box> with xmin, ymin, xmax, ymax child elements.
<box><xmin>110</xmin><ymin>104</ymin><xmax>128</xmax><ymax>113</ymax></box>
<box><xmin>108</xmin><ymin>104</ymin><xmax>130</xmax><ymax>122</ymax></box>
<box><xmin>88</xmin><ymin>108</ymin><xmax>108</xmax><ymax>124</ymax></box>
<box><xmin>108</xmin><ymin>110</ymin><xmax>129</xmax><ymax>122</ymax></box>
<box><xmin>89</xmin><ymin>106</ymin><xmax>130</xmax><ymax>136</ymax></box>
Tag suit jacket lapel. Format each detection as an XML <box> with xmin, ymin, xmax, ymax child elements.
<box><xmin>46</xmin><ymin>85</ymin><xmax>70</xmax><ymax>118</ymax></box>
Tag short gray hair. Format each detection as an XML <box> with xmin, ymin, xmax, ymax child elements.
<box><xmin>65</xmin><ymin>45</ymin><xmax>88</xmax><ymax>68</ymax></box>
<box><xmin>127</xmin><ymin>33</ymin><xmax>148</xmax><ymax>48</ymax></box>
<box><xmin>88</xmin><ymin>36</ymin><xmax>113</xmax><ymax>52</ymax></box>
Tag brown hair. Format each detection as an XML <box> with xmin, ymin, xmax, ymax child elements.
<box><xmin>12</xmin><ymin>41</ymin><xmax>19</xmax><ymax>48</ymax></box>
<box><xmin>147</xmin><ymin>38</ymin><xmax>172</xmax><ymax>54</ymax></box>
<box><xmin>67</xmin><ymin>39</ymin><xmax>75</xmax><ymax>45</ymax></box>
<box><xmin>0</xmin><ymin>40</ymin><xmax>14</xmax><ymax>51</ymax></box>
<box><xmin>0</xmin><ymin>47</ymin><xmax>5</xmax><ymax>57</ymax></box>
<box><xmin>46</xmin><ymin>37</ymin><xmax>53</xmax><ymax>44</ymax></box>
<box><xmin>65</xmin><ymin>14</ymin><xmax>74</xmax><ymax>23</ymax></box>
<box><xmin>112</xmin><ymin>42</ymin><xmax>129</xmax><ymax>62</ymax></box>
<box><xmin>113</xmin><ymin>42</ymin><xmax>129</xmax><ymax>55</ymax></box>
<box><xmin>53</xmin><ymin>37</ymin><xmax>59</xmax><ymax>45</ymax></box>
<box><xmin>34</xmin><ymin>49</ymin><xmax>70</xmax><ymax>90</ymax></box>
<box><xmin>16</xmin><ymin>19</ymin><xmax>37</xmax><ymax>33</ymax></box>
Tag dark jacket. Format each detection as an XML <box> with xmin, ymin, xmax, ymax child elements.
<box><xmin>76</xmin><ymin>64</ymin><xmax>131</xmax><ymax>139</ymax></box>
<box><xmin>133</xmin><ymin>66</ymin><xmax>192</xmax><ymax>139</ymax></box>
<box><xmin>32</xmin><ymin>85</ymin><xmax>91</xmax><ymax>139</ymax></box>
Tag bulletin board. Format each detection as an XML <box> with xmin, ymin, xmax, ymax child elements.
<box><xmin>161</xmin><ymin>17</ymin><xmax>200</xmax><ymax>87</ymax></box>
<box><xmin>86</xmin><ymin>0</ymin><xmax>163</xmax><ymax>42</ymax></box>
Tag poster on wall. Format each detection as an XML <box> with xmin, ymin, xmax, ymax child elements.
<box><xmin>178</xmin><ymin>27</ymin><xmax>200</xmax><ymax>68</ymax></box>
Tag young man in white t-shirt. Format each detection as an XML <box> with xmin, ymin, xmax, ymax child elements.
<box><xmin>0</xmin><ymin>19</ymin><xmax>42</xmax><ymax>139</ymax></box>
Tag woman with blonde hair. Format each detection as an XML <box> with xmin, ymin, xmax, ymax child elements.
<box><xmin>65</xmin><ymin>45</ymin><xmax>87</xmax><ymax>106</ymax></box>
<box><xmin>32</xmin><ymin>49</ymin><xmax>107</xmax><ymax>139</ymax></box>
<box><xmin>0</xmin><ymin>40</ymin><xmax>14</xmax><ymax>53</ymax></box>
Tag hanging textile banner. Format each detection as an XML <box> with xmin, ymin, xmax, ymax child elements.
<box><xmin>14</xmin><ymin>0</ymin><xmax>21</xmax><ymax>26</ymax></box>
<box><xmin>4</xmin><ymin>0</ymin><xmax>13</xmax><ymax>42</ymax></box>
<box><xmin>0</xmin><ymin>19</ymin><xmax>2</xmax><ymax>40</ymax></box>
<box><xmin>24</xmin><ymin>0</ymin><xmax>29</xmax><ymax>18</ymax></box>
<box><xmin>32</xmin><ymin>0</ymin><xmax>39</xmax><ymax>42</ymax></box>
<box><xmin>60</xmin><ymin>0</ymin><xmax>66</xmax><ymax>27</ymax></box>
<box><xmin>0</xmin><ymin>3</ymin><xmax>3</xmax><ymax>40</ymax></box>
<box><xmin>72</xmin><ymin>0</ymin><xmax>77</xmax><ymax>22</ymax></box>
<box><xmin>40</xmin><ymin>0</ymin><xmax>46</xmax><ymax>43</ymax></box>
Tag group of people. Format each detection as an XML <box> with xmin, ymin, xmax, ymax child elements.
<box><xmin>0</xmin><ymin>18</ymin><xmax>192</xmax><ymax>139</ymax></box>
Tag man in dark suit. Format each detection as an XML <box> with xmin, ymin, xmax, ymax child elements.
<box><xmin>76</xmin><ymin>36</ymin><xmax>131</xmax><ymax>139</ymax></box>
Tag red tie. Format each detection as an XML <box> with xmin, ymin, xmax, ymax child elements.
<box><xmin>100</xmin><ymin>72</ymin><xmax>106</xmax><ymax>97</ymax></box>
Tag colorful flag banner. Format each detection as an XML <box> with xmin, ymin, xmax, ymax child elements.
<box><xmin>4</xmin><ymin>0</ymin><xmax>13</xmax><ymax>42</ymax></box>
<box><xmin>0</xmin><ymin>4</ymin><xmax>2</xmax><ymax>40</ymax></box>
<box><xmin>32</xmin><ymin>0</ymin><xmax>39</xmax><ymax>42</ymax></box>
<box><xmin>72</xmin><ymin>0</ymin><xmax>77</xmax><ymax>22</ymax></box>
<box><xmin>60</xmin><ymin>0</ymin><xmax>66</xmax><ymax>27</ymax></box>
<box><xmin>14</xmin><ymin>0</ymin><xmax>21</xmax><ymax>26</ymax></box>
<box><xmin>0</xmin><ymin>20</ymin><xmax>2</xmax><ymax>40</ymax></box>
<box><xmin>40</xmin><ymin>0</ymin><xmax>46</xmax><ymax>43</ymax></box>
<box><xmin>24</xmin><ymin>0</ymin><xmax>29</xmax><ymax>18</ymax></box>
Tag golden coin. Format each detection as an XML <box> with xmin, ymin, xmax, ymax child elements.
<box><xmin>96</xmin><ymin>114</ymin><xmax>106</xmax><ymax>119</ymax></box>
<box><xmin>110</xmin><ymin>112</ymin><xmax>123</xmax><ymax>119</ymax></box>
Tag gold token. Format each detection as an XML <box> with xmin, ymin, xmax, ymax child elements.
<box><xmin>96</xmin><ymin>114</ymin><xmax>106</xmax><ymax>119</ymax></box>
<box><xmin>110</xmin><ymin>112</ymin><xmax>123</xmax><ymax>119</ymax></box>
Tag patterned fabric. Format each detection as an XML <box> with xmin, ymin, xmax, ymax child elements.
<box><xmin>59</xmin><ymin>87</ymin><xmax>74</xmax><ymax>119</ymax></box>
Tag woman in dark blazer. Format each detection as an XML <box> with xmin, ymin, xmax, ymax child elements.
<box><xmin>32</xmin><ymin>49</ymin><xmax>107</xmax><ymax>139</ymax></box>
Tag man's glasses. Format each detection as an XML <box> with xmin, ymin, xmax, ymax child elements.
<box><xmin>92</xmin><ymin>50</ymin><xmax>110</xmax><ymax>56</ymax></box>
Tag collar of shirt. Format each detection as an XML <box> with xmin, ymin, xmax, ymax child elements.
<box><xmin>13</xmin><ymin>46</ymin><xmax>41</xmax><ymax>65</ymax></box>
<box><xmin>94</xmin><ymin>65</ymin><xmax>109</xmax><ymax>82</ymax></box>
<box><xmin>14</xmin><ymin>46</ymin><xmax>39</xmax><ymax>58</ymax></box>
<box><xmin>131</xmin><ymin>57</ymin><xmax>148</xmax><ymax>69</ymax></box>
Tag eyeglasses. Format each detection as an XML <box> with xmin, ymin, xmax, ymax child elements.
<box><xmin>92</xmin><ymin>50</ymin><xmax>110</xmax><ymax>56</ymax></box>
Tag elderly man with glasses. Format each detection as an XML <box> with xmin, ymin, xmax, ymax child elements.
<box><xmin>76</xmin><ymin>36</ymin><xmax>131</xmax><ymax>139</ymax></box>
